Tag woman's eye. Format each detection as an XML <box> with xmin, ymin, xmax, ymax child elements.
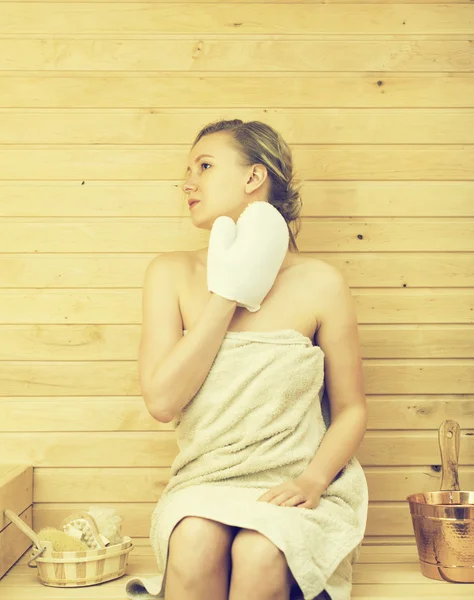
<box><xmin>201</xmin><ymin>163</ymin><xmax>211</xmax><ymax>170</ymax></box>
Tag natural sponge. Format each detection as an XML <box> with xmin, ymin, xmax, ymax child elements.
<box><xmin>37</xmin><ymin>527</ymin><xmax>90</xmax><ymax>552</ymax></box>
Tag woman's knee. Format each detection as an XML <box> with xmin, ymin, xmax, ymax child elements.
<box><xmin>168</xmin><ymin>516</ymin><xmax>237</xmax><ymax>578</ymax></box>
<box><xmin>231</xmin><ymin>529</ymin><xmax>284</xmax><ymax>567</ymax></box>
<box><xmin>231</xmin><ymin>529</ymin><xmax>295</xmax><ymax>592</ymax></box>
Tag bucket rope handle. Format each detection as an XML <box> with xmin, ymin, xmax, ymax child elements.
<box><xmin>27</xmin><ymin>545</ymin><xmax>46</xmax><ymax>567</ymax></box>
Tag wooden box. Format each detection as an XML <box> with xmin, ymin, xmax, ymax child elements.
<box><xmin>0</xmin><ymin>464</ymin><xmax>33</xmax><ymax>580</ymax></box>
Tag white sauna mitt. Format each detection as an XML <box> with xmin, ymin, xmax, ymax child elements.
<box><xmin>207</xmin><ymin>201</ymin><xmax>290</xmax><ymax>312</ymax></box>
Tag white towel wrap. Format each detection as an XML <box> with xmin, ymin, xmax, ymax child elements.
<box><xmin>125</xmin><ymin>329</ymin><xmax>369</xmax><ymax>600</ymax></box>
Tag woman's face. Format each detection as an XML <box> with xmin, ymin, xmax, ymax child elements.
<box><xmin>182</xmin><ymin>132</ymin><xmax>269</xmax><ymax>230</ymax></box>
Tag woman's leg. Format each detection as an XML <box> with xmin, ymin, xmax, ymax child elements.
<box><xmin>164</xmin><ymin>516</ymin><xmax>239</xmax><ymax>600</ymax></box>
<box><xmin>229</xmin><ymin>528</ymin><xmax>295</xmax><ymax>600</ymax></box>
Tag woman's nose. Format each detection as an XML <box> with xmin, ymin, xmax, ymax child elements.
<box><xmin>183</xmin><ymin>180</ymin><xmax>196</xmax><ymax>193</ymax></box>
<box><xmin>182</xmin><ymin>175</ymin><xmax>190</xmax><ymax>189</ymax></box>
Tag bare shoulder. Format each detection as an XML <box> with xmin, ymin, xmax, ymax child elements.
<box><xmin>311</xmin><ymin>257</ymin><xmax>345</xmax><ymax>282</ymax></box>
<box><xmin>300</xmin><ymin>255</ymin><xmax>345</xmax><ymax>291</ymax></box>
<box><xmin>144</xmin><ymin>251</ymin><xmax>188</xmax><ymax>289</ymax></box>
<box><xmin>145</xmin><ymin>251</ymin><xmax>187</xmax><ymax>271</ymax></box>
<box><xmin>300</xmin><ymin>256</ymin><xmax>350</xmax><ymax>332</ymax></box>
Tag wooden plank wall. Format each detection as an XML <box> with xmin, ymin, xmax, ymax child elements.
<box><xmin>0</xmin><ymin>0</ymin><xmax>473</xmax><ymax>546</ymax></box>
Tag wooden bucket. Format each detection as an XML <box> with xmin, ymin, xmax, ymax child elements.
<box><xmin>4</xmin><ymin>508</ymin><xmax>134</xmax><ymax>587</ymax></box>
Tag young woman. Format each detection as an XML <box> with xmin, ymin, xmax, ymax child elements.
<box><xmin>127</xmin><ymin>120</ymin><xmax>369</xmax><ymax>600</ymax></box>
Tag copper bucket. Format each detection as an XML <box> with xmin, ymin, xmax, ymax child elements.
<box><xmin>406</xmin><ymin>419</ymin><xmax>474</xmax><ymax>582</ymax></box>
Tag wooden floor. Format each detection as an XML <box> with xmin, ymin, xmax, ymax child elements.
<box><xmin>0</xmin><ymin>538</ymin><xmax>472</xmax><ymax>599</ymax></box>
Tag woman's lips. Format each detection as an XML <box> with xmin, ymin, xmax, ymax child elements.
<box><xmin>189</xmin><ymin>201</ymin><xmax>200</xmax><ymax>209</ymax></box>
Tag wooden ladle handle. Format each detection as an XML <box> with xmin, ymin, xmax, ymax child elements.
<box><xmin>438</xmin><ymin>420</ymin><xmax>460</xmax><ymax>491</ymax></box>
<box><xmin>4</xmin><ymin>509</ymin><xmax>41</xmax><ymax>548</ymax></box>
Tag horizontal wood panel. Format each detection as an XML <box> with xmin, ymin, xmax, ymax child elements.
<box><xmin>2</xmin><ymin>4</ymin><xmax>473</xmax><ymax>35</ymax></box>
<box><xmin>1</xmin><ymin>109</ymin><xmax>474</xmax><ymax>144</ymax></box>
<box><xmin>25</xmin><ymin>501</ymin><xmax>471</xmax><ymax>539</ymax></box>
<box><xmin>30</xmin><ymin>466</ymin><xmax>474</xmax><ymax>503</ymax></box>
<box><xmin>2</xmin><ymin>254</ymin><xmax>474</xmax><ymax>288</ymax></box>
<box><xmin>0</xmin><ymin>181</ymin><xmax>474</xmax><ymax>217</ymax></box>
<box><xmin>2</xmin><ymin>325</ymin><xmax>473</xmax><ymax>360</ymax></box>
<box><xmin>1</xmin><ymin>289</ymin><xmax>472</xmax><ymax>324</ymax></box>
<box><xmin>12</xmin><ymin>558</ymin><xmax>446</xmax><ymax>588</ymax></box>
<box><xmin>28</xmin><ymin>502</ymin><xmax>434</xmax><ymax>539</ymax></box>
<box><xmin>0</xmin><ymin>359</ymin><xmax>473</xmax><ymax>395</ymax></box>
<box><xmin>11</xmin><ymin>0</ymin><xmax>472</xmax><ymax>4</ymax></box>
<box><xmin>351</xmin><ymin>586</ymin><xmax>474</xmax><ymax>597</ymax></box>
<box><xmin>2</xmin><ymin>397</ymin><xmax>473</xmax><ymax>432</ymax></box>
<box><xmin>12</xmin><ymin>537</ymin><xmax>420</xmax><ymax>561</ymax></box>
<box><xmin>0</xmin><ymin>219</ymin><xmax>473</xmax><ymax>252</ymax></box>
<box><xmin>1</xmin><ymin>146</ymin><xmax>473</xmax><ymax>180</ymax></box>
<box><xmin>1</xmin><ymin>74</ymin><xmax>472</xmax><ymax>108</ymax></box>
<box><xmin>3</xmin><ymin>539</ymin><xmax>465</xmax><ymax>569</ymax></box>
<box><xmin>0</xmin><ymin>40</ymin><xmax>472</xmax><ymax>72</ymax></box>
<box><xmin>1</xmin><ymin>432</ymin><xmax>473</xmax><ymax>467</ymax></box>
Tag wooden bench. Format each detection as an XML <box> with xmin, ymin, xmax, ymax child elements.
<box><xmin>0</xmin><ymin>537</ymin><xmax>472</xmax><ymax>599</ymax></box>
<box><xmin>1</xmin><ymin>463</ymin><xmax>472</xmax><ymax>598</ymax></box>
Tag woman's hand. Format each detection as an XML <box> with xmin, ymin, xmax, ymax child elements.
<box><xmin>256</xmin><ymin>473</ymin><xmax>324</xmax><ymax>509</ymax></box>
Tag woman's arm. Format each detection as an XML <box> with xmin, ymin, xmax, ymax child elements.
<box><xmin>139</xmin><ymin>253</ymin><xmax>237</xmax><ymax>423</ymax></box>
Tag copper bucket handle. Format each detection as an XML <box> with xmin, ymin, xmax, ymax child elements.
<box><xmin>439</xmin><ymin>420</ymin><xmax>460</xmax><ymax>492</ymax></box>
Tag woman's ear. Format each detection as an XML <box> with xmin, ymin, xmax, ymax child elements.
<box><xmin>245</xmin><ymin>164</ymin><xmax>268</xmax><ymax>194</ymax></box>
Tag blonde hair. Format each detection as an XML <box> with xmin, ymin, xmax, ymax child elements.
<box><xmin>189</xmin><ymin>119</ymin><xmax>305</xmax><ymax>253</ymax></box>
